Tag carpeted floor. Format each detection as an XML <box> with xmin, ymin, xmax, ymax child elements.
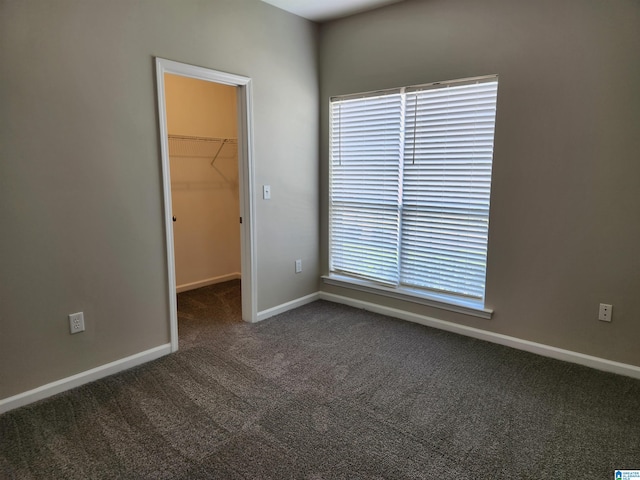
<box><xmin>1</xmin><ymin>280</ymin><xmax>640</xmax><ymax>479</ymax></box>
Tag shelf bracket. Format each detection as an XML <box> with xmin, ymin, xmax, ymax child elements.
<box><xmin>210</xmin><ymin>139</ymin><xmax>229</xmax><ymax>166</ymax></box>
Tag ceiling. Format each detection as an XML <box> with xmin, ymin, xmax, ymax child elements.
<box><xmin>261</xmin><ymin>0</ymin><xmax>404</xmax><ymax>22</ymax></box>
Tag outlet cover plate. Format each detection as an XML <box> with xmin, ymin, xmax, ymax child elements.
<box><xmin>69</xmin><ymin>312</ymin><xmax>85</xmax><ymax>334</ymax></box>
<box><xmin>598</xmin><ymin>303</ymin><xmax>612</xmax><ymax>322</ymax></box>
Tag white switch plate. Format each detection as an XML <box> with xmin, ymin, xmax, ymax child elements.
<box><xmin>598</xmin><ymin>303</ymin><xmax>612</xmax><ymax>322</ymax></box>
<box><xmin>69</xmin><ymin>312</ymin><xmax>85</xmax><ymax>334</ymax></box>
<box><xmin>263</xmin><ymin>185</ymin><xmax>271</xmax><ymax>200</ymax></box>
<box><xmin>295</xmin><ymin>259</ymin><xmax>302</xmax><ymax>273</ymax></box>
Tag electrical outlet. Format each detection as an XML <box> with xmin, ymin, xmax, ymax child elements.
<box><xmin>69</xmin><ymin>312</ymin><xmax>85</xmax><ymax>334</ymax></box>
<box><xmin>598</xmin><ymin>303</ymin><xmax>612</xmax><ymax>322</ymax></box>
<box><xmin>295</xmin><ymin>259</ymin><xmax>302</xmax><ymax>273</ymax></box>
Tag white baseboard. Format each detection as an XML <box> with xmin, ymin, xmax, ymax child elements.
<box><xmin>256</xmin><ymin>292</ymin><xmax>321</xmax><ymax>323</ymax></box>
<box><xmin>176</xmin><ymin>273</ymin><xmax>241</xmax><ymax>293</ymax></box>
<box><xmin>0</xmin><ymin>344</ymin><xmax>172</xmax><ymax>414</ymax></box>
<box><xmin>319</xmin><ymin>292</ymin><xmax>640</xmax><ymax>380</ymax></box>
<box><xmin>5</xmin><ymin>293</ymin><xmax>638</xmax><ymax>414</ymax></box>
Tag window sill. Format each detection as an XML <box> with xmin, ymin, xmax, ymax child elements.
<box><xmin>322</xmin><ymin>274</ymin><xmax>493</xmax><ymax>320</ymax></box>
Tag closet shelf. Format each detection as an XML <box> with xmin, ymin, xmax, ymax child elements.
<box><xmin>168</xmin><ymin>134</ymin><xmax>238</xmax><ymax>165</ymax></box>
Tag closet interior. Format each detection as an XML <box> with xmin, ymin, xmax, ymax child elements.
<box><xmin>164</xmin><ymin>74</ymin><xmax>241</xmax><ymax>293</ymax></box>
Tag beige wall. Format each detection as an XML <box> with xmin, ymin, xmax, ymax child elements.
<box><xmin>165</xmin><ymin>74</ymin><xmax>240</xmax><ymax>288</ymax></box>
<box><xmin>319</xmin><ymin>0</ymin><xmax>640</xmax><ymax>367</ymax></box>
<box><xmin>0</xmin><ymin>0</ymin><xmax>319</xmax><ymax>399</ymax></box>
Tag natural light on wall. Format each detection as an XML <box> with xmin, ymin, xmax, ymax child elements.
<box><xmin>328</xmin><ymin>75</ymin><xmax>499</xmax><ymax>315</ymax></box>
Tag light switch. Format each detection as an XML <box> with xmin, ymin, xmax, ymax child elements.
<box><xmin>263</xmin><ymin>185</ymin><xmax>271</xmax><ymax>200</ymax></box>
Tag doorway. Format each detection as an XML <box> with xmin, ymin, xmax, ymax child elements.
<box><xmin>165</xmin><ymin>75</ymin><xmax>240</xmax><ymax>294</ymax></box>
<box><xmin>155</xmin><ymin>58</ymin><xmax>257</xmax><ymax>352</ymax></box>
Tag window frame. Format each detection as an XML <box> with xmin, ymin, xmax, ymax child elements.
<box><xmin>326</xmin><ymin>75</ymin><xmax>498</xmax><ymax>318</ymax></box>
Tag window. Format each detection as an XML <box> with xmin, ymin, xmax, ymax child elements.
<box><xmin>329</xmin><ymin>75</ymin><xmax>498</xmax><ymax>308</ymax></box>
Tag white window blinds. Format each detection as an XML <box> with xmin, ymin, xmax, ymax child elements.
<box><xmin>329</xmin><ymin>92</ymin><xmax>403</xmax><ymax>285</ymax></box>
<box><xmin>401</xmin><ymin>81</ymin><xmax>498</xmax><ymax>298</ymax></box>
<box><xmin>329</xmin><ymin>76</ymin><xmax>498</xmax><ymax>301</ymax></box>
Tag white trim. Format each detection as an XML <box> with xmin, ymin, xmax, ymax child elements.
<box><xmin>155</xmin><ymin>58</ymin><xmax>258</xmax><ymax>354</ymax></box>
<box><xmin>176</xmin><ymin>273</ymin><xmax>241</xmax><ymax>293</ymax></box>
<box><xmin>237</xmin><ymin>77</ymin><xmax>258</xmax><ymax>324</ymax></box>
<box><xmin>0</xmin><ymin>344</ymin><xmax>171</xmax><ymax>414</ymax></box>
<box><xmin>319</xmin><ymin>292</ymin><xmax>640</xmax><ymax>380</ymax></box>
<box><xmin>155</xmin><ymin>60</ymin><xmax>179</xmax><ymax>351</ymax></box>
<box><xmin>322</xmin><ymin>274</ymin><xmax>493</xmax><ymax>319</ymax></box>
<box><xmin>255</xmin><ymin>292</ymin><xmax>321</xmax><ymax>323</ymax></box>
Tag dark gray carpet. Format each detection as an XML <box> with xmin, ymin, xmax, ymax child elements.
<box><xmin>2</xmin><ymin>280</ymin><xmax>640</xmax><ymax>479</ymax></box>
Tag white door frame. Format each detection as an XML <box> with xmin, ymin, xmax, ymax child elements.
<box><xmin>155</xmin><ymin>57</ymin><xmax>258</xmax><ymax>352</ymax></box>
